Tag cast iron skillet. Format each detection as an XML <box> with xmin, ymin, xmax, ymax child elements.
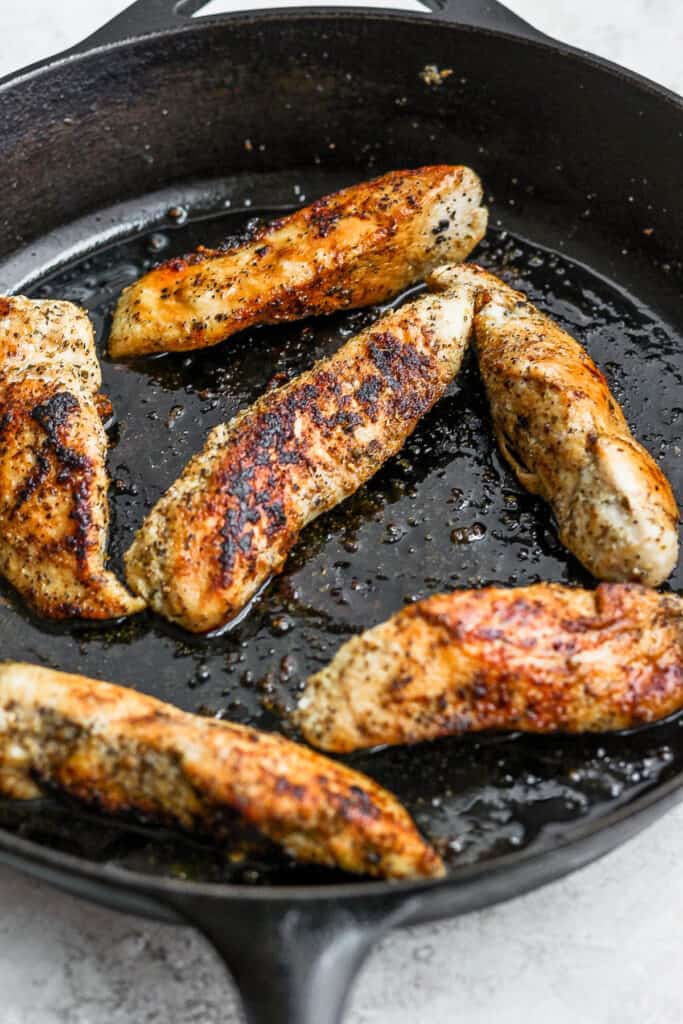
<box><xmin>0</xmin><ymin>1</ymin><xmax>682</xmax><ymax>1021</ymax></box>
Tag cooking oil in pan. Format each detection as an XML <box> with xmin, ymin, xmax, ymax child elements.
<box><xmin>0</xmin><ymin>195</ymin><xmax>681</xmax><ymax>884</ymax></box>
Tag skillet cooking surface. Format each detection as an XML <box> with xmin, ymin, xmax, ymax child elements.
<box><xmin>0</xmin><ymin>172</ymin><xmax>681</xmax><ymax>885</ymax></box>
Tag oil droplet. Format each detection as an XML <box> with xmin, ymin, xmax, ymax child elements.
<box><xmin>167</xmin><ymin>205</ymin><xmax>188</xmax><ymax>223</ymax></box>
<box><xmin>279</xmin><ymin>654</ymin><xmax>297</xmax><ymax>680</ymax></box>
<box><xmin>451</xmin><ymin>523</ymin><xmax>487</xmax><ymax>544</ymax></box>
<box><xmin>383</xmin><ymin>523</ymin><xmax>406</xmax><ymax>544</ymax></box>
<box><xmin>449</xmin><ymin>486</ymin><xmax>467</xmax><ymax>510</ymax></box>
<box><xmin>166</xmin><ymin>405</ymin><xmax>185</xmax><ymax>428</ymax></box>
<box><xmin>147</xmin><ymin>233</ymin><xmax>169</xmax><ymax>254</ymax></box>
<box><xmin>270</xmin><ymin>614</ymin><xmax>293</xmax><ymax>635</ymax></box>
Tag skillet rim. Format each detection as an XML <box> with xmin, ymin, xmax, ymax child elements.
<box><xmin>0</xmin><ymin>6</ymin><xmax>681</xmax><ymax>112</ymax></box>
<box><xmin>1</xmin><ymin>764</ymin><xmax>682</xmax><ymax>902</ymax></box>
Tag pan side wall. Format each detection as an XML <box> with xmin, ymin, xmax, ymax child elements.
<box><xmin>0</xmin><ymin>15</ymin><xmax>680</xmax><ymax>287</ymax></box>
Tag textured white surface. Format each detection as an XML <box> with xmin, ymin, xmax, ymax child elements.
<box><xmin>0</xmin><ymin>2</ymin><xmax>682</xmax><ymax>1023</ymax></box>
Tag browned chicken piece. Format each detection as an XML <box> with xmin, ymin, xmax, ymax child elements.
<box><xmin>125</xmin><ymin>284</ymin><xmax>476</xmax><ymax>632</ymax></box>
<box><xmin>297</xmin><ymin>583</ymin><xmax>683</xmax><ymax>753</ymax></box>
<box><xmin>108</xmin><ymin>165</ymin><xmax>487</xmax><ymax>358</ymax></box>
<box><xmin>429</xmin><ymin>264</ymin><xmax>679</xmax><ymax>585</ymax></box>
<box><xmin>0</xmin><ymin>661</ymin><xmax>444</xmax><ymax>880</ymax></box>
<box><xmin>0</xmin><ymin>297</ymin><xmax>144</xmax><ymax>619</ymax></box>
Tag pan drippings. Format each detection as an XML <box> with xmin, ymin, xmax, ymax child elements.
<box><xmin>0</xmin><ymin>188</ymin><xmax>680</xmax><ymax>885</ymax></box>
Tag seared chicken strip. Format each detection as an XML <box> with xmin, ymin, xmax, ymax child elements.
<box><xmin>125</xmin><ymin>285</ymin><xmax>476</xmax><ymax>632</ymax></box>
<box><xmin>109</xmin><ymin>165</ymin><xmax>487</xmax><ymax>358</ymax></box>
<box><xmin>0</xmin><ymin>297</ymin><xmax>144</xmax><ymax>619</ymax></box>
<box><xmin>297</xmin><ymin>583</ymin><xmax>683</xmax><ymax>752</ymax></box>
<box><xmin>429</xmin><ymin>265</ymin><xmax>679</xmax><ymax>585</ymax></box>
<box><xmin>0</xmin><ymin>662</ymin><xmax>443</xmax><ymax>880</ymax></box>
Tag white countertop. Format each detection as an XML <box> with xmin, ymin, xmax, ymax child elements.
<box><xmin>1</xmin><ymin>3</ymin><xmax>682</xmax><ymax>1023</ymax></box>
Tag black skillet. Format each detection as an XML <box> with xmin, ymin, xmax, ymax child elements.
<box><xmin>0</xmin><ymin>1</ymin><xmax>682</xmax><ymax>1021</ymax></box>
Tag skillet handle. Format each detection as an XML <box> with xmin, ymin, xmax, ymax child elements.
<box><xmin>166</xmin><ymin>893</ymin><xmax>407</xmax><ymax>1024</ymax></box>
<box><xmin>416</xmin><ymin>0</ymin><xmax>549</xmax><ymax>40</ymax></box>
<box><xmin>77</xmin><ymin>0</ymin><xmax>549</xmax><ymax>50</ymax></box>
<box><xmin>75</xmin><ymin>0</ymin><xmax>205</xmax><ymax>47</ymax></box>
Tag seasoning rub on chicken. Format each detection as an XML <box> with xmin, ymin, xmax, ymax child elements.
<box><xmin>430</xmin><ymin>264</ymin><xmax>679</xmax><ymax>585</ymax></box>
<box><xmin>297</xmin><ymin>583</ymin><xmax>683</xmax><ymax>752</ymax></box>
<box><xmin>108</xmin><ymin>165</ymin><xmax>487</xmax><ymax>358</ymax></box>
<box><xmin>125</xmin><ymin>283</ymin><xmax>477</xmax><ymax>632</ymax></box>
<box><xmin>0</xmin><ymin>297</ymin><xmax>144</xmax><ymax>620</ymax></box>
<box><xmin>0</xmin><ymin>662</ymin><xmax>444</xmax><ymax>880</ymax></box>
